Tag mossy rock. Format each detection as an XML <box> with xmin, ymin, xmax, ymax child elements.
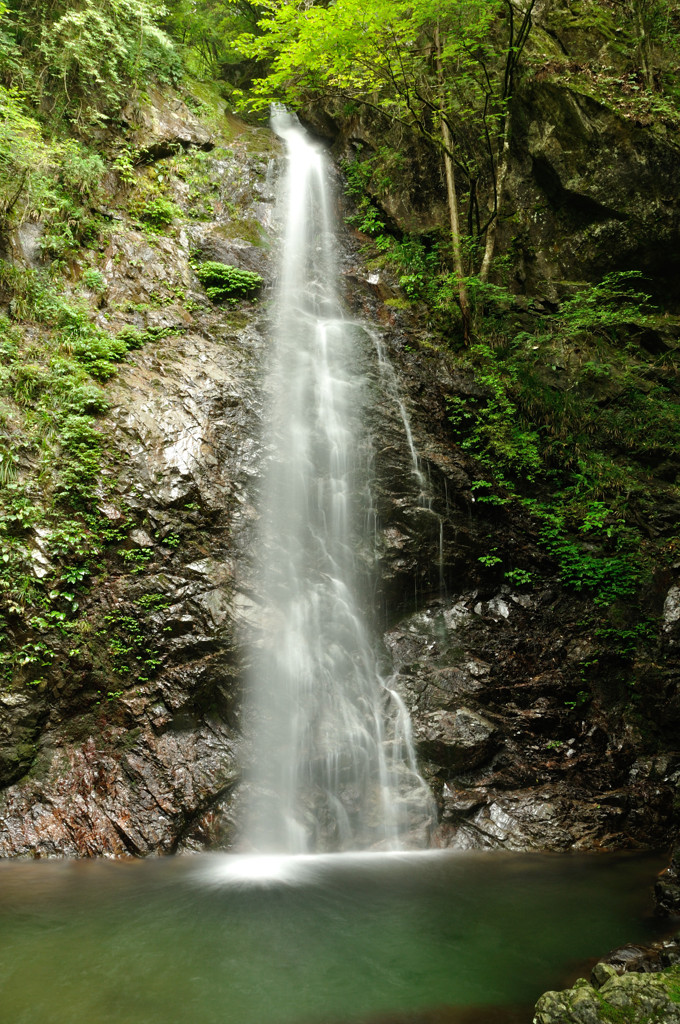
<box><xmin>534</xmin><ymin>968</ymin><xmax>680</xmax><ymax>1023</ymax></box>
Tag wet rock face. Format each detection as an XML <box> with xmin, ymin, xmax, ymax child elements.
<box><xmin>382</xmin><ymin>587</ymin><xmax>678</xmax><ymax>851</ymax></box>
<box><xmin>0</xmin><ymin>691</ymin><xmax>47</xmax><ymax>789</ymax></box>
<box><xmin>0</xmin><ymin>723</ymin><xmax>238</xmax><ymax>857</ymax></box>
<box><xmin>340</xmin><ymin>233</ymin><xmax>680</xmax><ymax>853</ymax></box>
<box><xmin>504</xmin><ymin>81</ymin><xmax>680</xmax><ymax>304</ymax></box>
<box><xmin>0</xmin><ymin>305</ymin><xmax>263</xmax><ymax>854</ymax></box>
<box><xmin>0</xmin><ymin>93</ymin><xmax>278</xmax><ymax>856</ymax></box>
<box><xmin>121</xmin><ymin>86</ymin><xmax>214</xmax><ymax>161</ymax></box>
<box><xmin>415</xmin><ymin>707</ymin><xmax>498</xmax><ymax>770</ymax></box>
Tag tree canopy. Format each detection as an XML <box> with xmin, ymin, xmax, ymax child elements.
<box><xmin>235</xmin><ymin>0</ymin><xmax>536</xmax><ymax>338</ymax></box>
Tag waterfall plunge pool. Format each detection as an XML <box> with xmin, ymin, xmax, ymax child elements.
<box><xmin>0</xmin><ymin>849</ymin><xmax>672</xmax><ymax>1024</ymax></box>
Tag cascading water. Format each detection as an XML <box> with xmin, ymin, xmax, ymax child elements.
<box><xmin>245</xmin><ymin>108</ymin><xmax>435</xmax><ymax>854</ymax></box>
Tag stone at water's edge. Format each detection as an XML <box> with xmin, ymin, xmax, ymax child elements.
<box><xmin>533</xmin><ymin>969</ymin><xmax>680</xmax><ymax>1024</ymax></box>
<box><xmin>656</xmin><ymin>848</ymin><xmax>680</xmax><ymax>915</ymax></box>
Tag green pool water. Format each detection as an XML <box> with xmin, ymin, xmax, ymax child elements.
<box><xmin>0</xmin><ymin>850</ymin><xmax>672</xmax><ymax>1024</ymax></box>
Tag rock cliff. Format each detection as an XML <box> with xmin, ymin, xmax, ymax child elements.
<box><xmin>1</xmin><ymin>73</ymin><xmax>680</xmax><ymax>862</ymax></box>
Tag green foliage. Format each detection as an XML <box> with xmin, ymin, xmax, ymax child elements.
<box><xmin>564</xmin><ymin>690</ymin><xmax>590</xmax><ymax>711</ymax></box>
<box><xmin>529</xmin><ymin>0</ymin><xmax>680</xmax><ymax>121</ymax></box>
<box><xmin>235</xmin><ymin>0</ymin><xmax>535</xmax><ymax>318</ymax></box>
<box><xmin>531</xmin><ymin>504</ymin><xmax>641</xmax><ymax>604</ymax></box>
<box><xmin>0</xmin><ymin>13</ymin><xmax>222</xmax><ymax>691</ymax></box>
<box><xmin>341</xmin><ymin>155</ymin><xmax>465</xmax><ymax>319</ymax></box>
<box><xmin>440</xmin><ymin>268</ymin><xmax>680</xmax><ymax>610</ymax></box>
<box><xmin>137</xmin><ymin>195</ymin><xmax>181</xmax><ymax>231</ymax></box>
<box><xmin>594</xmin><ymin>619</ymin><xmax>656</xmax><ymax>658</ymax></box>
<box><xmin>193</xmin><ymin>260</ymin><xmax>263</xmax><ymax>303</ymax></box>
<box><xmin>478</xmin><ymin>550</ymin><xmax>502</xmax><ymax>568</ymax></box>
<box><xmin>3</xmin><ymin>0</ymin><xmax>180</xmax><ymax>120</ymax></box>
<box><xmin>113</xmin><ymin>146</ymin><xmax>138</xmax><ymax>185</ymax></box>
<box><xmin>552</xmin><ymin>272</ymin><xmax>654</xmax><ymax>337</ymax></box>
<box><xmin>0</xmin><ymin>251</ymin><xmax>155</xmax><ymax>661</ymax></box>
<box><xmin>470</xmin><ymin>480</ymin><xmax>508</xmax><ymax>506</ymax></box>
<box><xmin>447</xmin><ymin>343</ymin><xmax>542</xmax><ymax>484</ymax></box>
<box><xmin>668</xmin><ymin>965</ymin><xmax>680</xmax><ymax>1004</ymax></box>
<box><xmin>0</xmin><ymin>86</ymin><xmax>52</xmax><ymax>224</ymax></box>
<box><xmin>120</xmin><ymin>548</ymin><xmax>153</xmax><ymax>574</ymax></box>
<box><xmin>0</xmin><ymin>88</ymin><xmax>106</xmax><ymax>257</ymax></box>
<box><xmin>505</xmin><ymin>568</ymin><xmax>533</xmax><ymax>586</ymax></box>
<box><xmin>82</xmin><ymin>269</ymin><xmax>105</xmax><ymax>293</ymax></box>
<box><xmin>100</xmin><ymin>611</ymin><xmax>161</xmax><ymax>680</ymax></box>
<box><xmin>65</xmin><ymin>325</ymin><xmax>129</xmax><ymax>381</ymax></box>
<box><xmin>56</xmin><ymin>414</ymin><xmax>103</xmax><ymax>504</ymax></box>
<box><xmin>136</xmin><ymin>592</ymin><xmax>170</xmax><ymax>611</ymax></box>
<box><xmin>443</xmin><ymin>272</ymin><xmax>680</xmax><ymax>610</ymax></box>
<box><xmin>235</xmin><ymin>0</ymin><xmax>498</xmax><ymax>120</ymax></box>
<box><xmin>161</xmin><ymin>0</ymin><xmax>262</xmax><ymax>80</ymax></box>
<box><xmin>115</xmin><ymin>326</ymin><xmax>146</xmax><ymax>350</ymax></box>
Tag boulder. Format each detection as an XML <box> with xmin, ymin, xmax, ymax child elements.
<box><xmin>534</xmin><ymin>970</ymin><xmax>680</xmax><ymax>1024</ymax></box>
<box><xmin>415</xmin><ymin>707</ymin><xmax>497</xmax><ymax>769</ymax></box>
<box><xmin>122</xmin><ymin>86</ymin><xmax>213</xmax><ymax>161</ymax></box>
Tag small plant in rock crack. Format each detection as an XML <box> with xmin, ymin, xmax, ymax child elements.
<box><xmin>136</xmin><ymin>592</ymin><xmax>170</xmax><ymax>611</ymax></box>
<box><xmin>137</xmin><ymin>195</ymin><xmax>180</xmax><ymax>232</ymax></box>
<box><xmin>478</xmin><ymin>549</ymin><xmax>502</xmax><ymax>568</ymax></box>
<box><xmin>504</xmin><ymin>568</ymin><xmax>533</xmax><ymax>586</ymax></box>
<box><xmin>120</xmin><ymin>548</ymin><xmax>153</xmax><ymax>574</ymax></box>
<box><xmin>81</xmin><ymin>268</ymin><xmax>105</xmax><ymax>293</ymax></box>
<box><xmin>564</xmin><ymin>690</ymin><xmax>590</xmax><ymax>710</ymax></box>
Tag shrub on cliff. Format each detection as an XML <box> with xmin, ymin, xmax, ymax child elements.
<box><xmin>193</xmin><ymin>260</ymin><xmax>263</xmax><ymax>303</ymax></box>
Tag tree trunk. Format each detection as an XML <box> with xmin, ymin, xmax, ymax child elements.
<box><xmin>435</xmin><ymin>24</ymin><xmax>470</xmax><ymax>344</ymax></box>
<box><xmin>631</xmin><ymin>0</ymin><xmax>654</xmax><ymax>90</ymax></box>
<box><xmin>479</xmin><ymin>117</ymin><xmax>510</xmax><ymax>284</ymax></box>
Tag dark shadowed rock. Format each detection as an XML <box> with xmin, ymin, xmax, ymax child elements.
<box><xmin>416</xmin><ymin>708</ymin><xmax>497</xmax><ymax>769</ymax></box>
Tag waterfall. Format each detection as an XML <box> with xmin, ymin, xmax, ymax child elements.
<box><xmin>244</xmin><ymin>109</ymin><xmax>435</xmax><ymax>854</ymax></box>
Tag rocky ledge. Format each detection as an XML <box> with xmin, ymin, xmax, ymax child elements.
<box><xmin>534</xmin><ymin>960</ymin><xmax>680</xmax><ymax>1024</ymax></box>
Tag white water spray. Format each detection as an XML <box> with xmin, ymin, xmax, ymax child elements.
<box><xmin>245</xmin><ymin>109</ymin><xmax>435</xmax><ymax>854</ymax></box>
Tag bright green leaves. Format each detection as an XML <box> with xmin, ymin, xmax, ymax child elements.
<box><xmin>234</xmin><ymin>0</ymin><xmax>503</xmax><ymax>141</ymax></box>
<box><xmin>0</xmin><ymin>86</ymin><xmax>52</xmax><ymax>223</ymax></box>
<box><xmin>553</xmin><ymin>272</ymin><xmax>654</xmax><ymax>337</ymax></box>
<box><xmin>193</xmin><ymin>260</ymin><xmax>263</xmax><ymax>303</ymax></box>
<box><xmin>3</xmin><ymin>0</ymin><xmax>179</xmax><ymax>120</ymax></box>
<box><xmin>235</xmin><ymin>0</ymin><xmax>491</xmax><ymax>112</ymax></box>
<box><xmin>161</xmin><ymin>0</ymin><xmax>262</xmax><ymax>79</ymax></box>
<box><xmin>234</xmin><ymin>0</ymin><xmax>534</xmax><ymax>338</ymax></box>
<box><xmin>0</xmin><ymin>85</ymin><xmax>106</xmax><ymax>257</ymax></box>
<box><xmin>448</xmin><ymin>341</ymin><xmax>542</xmax><ymax>484</ymax></box>
<box><xmin>445</xmin><ymin>271</ymin><xmax>679</xmax><ymax>608</ymax></box>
